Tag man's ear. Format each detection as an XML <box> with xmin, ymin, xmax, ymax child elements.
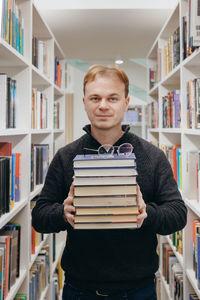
<box><xmin>125</xmin><ymin>96</ymin><xmax>130</xmax><ymax>111</ymax></box>
<box><xmin>83</xmin><ymin>97</ymin><xmax>85</xmax><ymax>104</ymax></box>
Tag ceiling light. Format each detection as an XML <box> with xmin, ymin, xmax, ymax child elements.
<box><xmin>115</xmin><ymin>59</ymin><xmax>124</xmax><ymax>65</ymax></box>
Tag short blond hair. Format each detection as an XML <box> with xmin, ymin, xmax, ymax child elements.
<box><xmin>83</xmin><ymin>64</ymin><xmax>129</xmax><ymax>98</ymax></box>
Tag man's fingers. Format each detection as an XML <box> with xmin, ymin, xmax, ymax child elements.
<box><xmin>69</xmin><ymin>183</ymin><xmax>74</xmax><ymax>197</ymax></box>
<box><xmin>64</xmin><ymin>204</ymin><xmax>75</xmax><ymax>214</ymax></box>
<box><xmin>66</xmin><ymin>213</ymin><xmax>75</xmax><ymax>227</ymax></box>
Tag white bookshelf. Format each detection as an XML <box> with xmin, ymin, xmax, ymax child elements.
<box><xmin>147</xmin><ymin>1</ymin><xmax>200</xmax><ymax>299</ymax></box>
<box><xmin>0</xmin><ymin>0</ymin><xmax>66</xmax><ymax>299</ymax></box>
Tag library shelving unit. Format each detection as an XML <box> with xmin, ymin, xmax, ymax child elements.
<box><xmin>147</xmin><ymin>1</ymin><xmax>200</xmax><ymax>299</ymax></box>
<box><xmin>0</xmin><ymin>0</ymin><xmax>66</xmax><ymax>299</ymax></box>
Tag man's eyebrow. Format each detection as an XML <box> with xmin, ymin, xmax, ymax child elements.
<box><xmin>88</xmin><ymin>93</ymin><xmax>120</xmax><ymax>97</ymax></box>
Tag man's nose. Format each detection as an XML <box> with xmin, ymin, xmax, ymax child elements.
<box><xmin>99</xmin><ymin>98</ymin><xmax>108</xmax><ymax>109</ymax></box>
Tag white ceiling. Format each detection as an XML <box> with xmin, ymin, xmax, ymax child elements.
<box><xmin>34</xmin><ymin>1</ymin><xmax>176</xmax><ymax>62</ymax></box>
<box><xmin>34</xmin><ymin>1</ymin><xmax>177</xmax><ymax>98</ymax></box>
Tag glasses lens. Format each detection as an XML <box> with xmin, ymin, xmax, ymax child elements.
<box><xmin>98</xmin><ymin>144</ymin><xmax>114</xmax><ymax>155</ymax></box>
<box><xmin>118</xmin><ymin>143</ymin><xmax>133</xmax><ymax>155</ymax></box>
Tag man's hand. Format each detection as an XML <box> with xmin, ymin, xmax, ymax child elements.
<box><xmin>63</xmin><ymin>184</ymin><xmax>75</xmax><ymax>227</ymax></box>
<box><xmin>136</xmin><ymin>185</ymin><xmax>147</xmax><ymax>228</ymax></box>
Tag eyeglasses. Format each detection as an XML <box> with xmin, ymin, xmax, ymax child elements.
<box><xmin>84</xmin><ymin>143</ymin><xmax>133</xmax><ymax>156</ymax></box>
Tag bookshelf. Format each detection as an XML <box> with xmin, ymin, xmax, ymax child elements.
<box><xmin>0</xmin><ymin>0</ymin><xmax>66</xmax><ymax>299</ymax></box>
<box><xmin>147</xmin><ymin>1</ymin><xmax>200</xmax><ymax>299</ymax></box>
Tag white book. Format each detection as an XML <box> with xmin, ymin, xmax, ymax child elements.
<box><xmin>74</xmin><ymin>175</ymin><xmax>137</xmax><ymax>186</ymax></box>
<box><xmin>36</xmin><ymin>90</ymin><xmax>41</xmax><ymax>129</ymax></box>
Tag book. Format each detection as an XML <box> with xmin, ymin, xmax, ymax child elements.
<box><xmin>14</xmin><ymin>153</ymin><xmax>21</xmax><ymax>202</ymax></box>
<box><xmin>74</xmin><ymin>195</ymin><xmax>137</xmax><ymax>207</ymax></box>
<box><xmin>0</xmin><ymin>247</ymin><xmax>4</xmax><ymax>300</ymax></box>
<box><xmin>74</xmin><ymin>166</ymin><xmax>137</xmax><ymax>177</ymax></box>
<box><xmin>74</xmin><ymin>222</ymin><xmax>138</xmax><ymax>230</ymax></box>
<box><xmin>74</xmin><ymin>214</ymin><xmax>138</xmax><ymax>223</ymax></box>
<box><xmin>73</xmin><ymin>175</ymin><xmax>137</xmax><ymax>186</ymax></box>
<box><xmin>74</xmin><ymin>184</ymin><xmax>137</xmax><ymax>197</ymax></box>
<box><xmin>75</xmin><ymin>205</ymin><xmax>138</xmax><ymax>215</ymax></box>
<box><xmin>73</xmin><ymin>153</ymin><xmax>136</xmax><ymax>168</ymax></box>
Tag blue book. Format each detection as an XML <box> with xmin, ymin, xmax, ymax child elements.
<box><xmin>11</xmin><ymin>153</ymin><xmax>16</xmax><ymax>207</ymax></box>
<box><xmin>73</xmin><ymin>153</ymin><xmax>136</xmax><ymax>169</ymax></box>
<box><xmin>197</xmin><ymin>232</ymin><xmax>200</xmax><ymax>289</ymax></box>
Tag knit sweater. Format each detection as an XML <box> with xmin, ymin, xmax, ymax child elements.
<box><xmin>32</xmin><ymin>124</ymin><xmax>187</xmax><ymax>291</ymax></box>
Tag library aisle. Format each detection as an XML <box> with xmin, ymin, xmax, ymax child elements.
<box><xmin>147</xmin><ymin>0</ymin><xmax>200</xmax><ymax>299</ymax></box>
<box><xmin>0</xmin><ymin>0</ymin><xmax>66</xmax><ymax>299</ymax></box>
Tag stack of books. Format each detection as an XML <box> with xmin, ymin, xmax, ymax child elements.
<box><xmin>73</xmin><ymin>153</ymin><xmax>138</xmax><ymax>229</ymax></box>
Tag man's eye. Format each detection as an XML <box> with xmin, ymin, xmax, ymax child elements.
<box><xmin>109</xmin><ymin>97</ymin><xmax>117</xmax><ymax>101</ymax></box>
<box><xmin>91</xmin><ymin>97</ymin><xmax>99</xmax><ymax>101</ymax></box>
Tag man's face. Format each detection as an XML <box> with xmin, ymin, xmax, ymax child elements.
<box><xmin>83</xmin><ymin>75</ymin><xmax>129</xmax><ymax>131</ymax></box>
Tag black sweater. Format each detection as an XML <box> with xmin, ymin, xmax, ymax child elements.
<box><xmin>32</xmin><ymin>125</ymin><xmax>187</xmax><ymax>291</ymax></box>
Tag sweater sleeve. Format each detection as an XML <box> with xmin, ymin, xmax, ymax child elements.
<box><xmin>142</xmin><ymin>149</ymin><xmax>187</xmax><ymax>235</ymax></box>
<box><xmin>32</xmin><ymin>150</ymin><xmax>71</xmax><ymax>233</ymax></box>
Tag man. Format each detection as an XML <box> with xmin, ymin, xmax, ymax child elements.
<box><xmin>32</xmin><ymin>65</ymin><xmax>187</xmax><ymax>300</ymax></box>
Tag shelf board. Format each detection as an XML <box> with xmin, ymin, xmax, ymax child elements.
<box><xmin>160</xmin><ymin>64</ymin><xmax>180</xmax><ymax>87</ymax></box>
<box><xmin>0</xmin><ymin>129</ymin><xmax>29</xmax><ymax>136</ymax></box>
<box><xmin>0</xmin><ymin>38</ymin><xmax>29</xmax><ymax>68</ymax></box>
<box><xmin>160</xmin><ymin>272</ymin><xmax>172</xmax><ymax>299</ymax></box>
<box><xmin>30</xmin><ymin>234</ymin><xmax>49</xmax><ymax>269</ymax></box>
<box><xmin>128</xmin><ymin>122</ymin><xmax>142</xmax><ymax>127</ymax></box>
<box><xmin>185</xmin><ymin>199</ymin><xmax>200</xmax><ymax>217</ymax></box>
<box><xmin>183</xmin><ymin>47</ymin><xmax>200</xmax><ymax>69</ymax></box>
<box><xmin>31</xmin><ymin>129</ymin><xmax>52</xmax><ymax>135</ymax></box>
<box><xmin>0</xmin><ymin>198</ymin><xmax>28</xmax><ymax>229</ymax></box>
<box><xmin>186</xmin><ymin>268</ymin><xmax>200</xmax><ymax>299</ymax></box>
<box><xmin>30</xmin><ymin>184</ymin><xmax>43</xmax><ymax>201</ymax></box>
<box><xmin>148</xmin><ymin>128</ymin><xmax>159</xmax><ymax>133</ymax></box>
<box><xmin>6</xmin><ymin>268</ymin><xmax>27</xmax><ymax>300</ymax></box>
<box><xmin>53</xmin><ymin>129</ymin><xmax>64</xmax><ymax>134</ymax></box>
<box><xmin>40</xmin><ymin>284</ymin><xmax>49</xmax><ymax>300</ymax></box>
<box><xmin>161</xmin><ymin>128</ymin><xmax>181</xmax><ymax>134</ymax></box>
<box><xmin>149</xmin><ymin>83</ymin><xmax>159</xmax><ymax>98</ymax></box>
<box><xmin>165</xmin><ymin>236</ymin><xmax>183</xmax><ymax>268</ymax></box>
<box><xmin>183</xmin><ymin>129</ymin><xmax>200</xmax><ymax>135</ymax></box>
<box><xmin>51</xmin><ymin>240</ymin><xmax>65</xmax><ymax>277</ymax></box>
<box><xmin>54</xmin><ymin>84</ymin><xmax>65</xmax><ymax>97</ymax></box>
<box><xmin>32</xmin><ymin>65</ymin><xmax>52</xmax><ymax>87</ymax></box>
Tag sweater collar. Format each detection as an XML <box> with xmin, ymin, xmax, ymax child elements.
<box><xmin>83</xmin><ymin>124</ymin><xmax>130</xmax><ymax>138</ymax></box>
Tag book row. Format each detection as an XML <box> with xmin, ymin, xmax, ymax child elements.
<box><xmin>162</xmin><ymin>90</ymin><xmax>181</xmax><ymax>129</ymax></box>
<box><xmin>31</xmin><ymin>88</ymin><xmax>48</xmax><ymax>130</ymax></box>
<box><xmin>0</xmin><ymin>223</ymin><xmax>21</xmax><ymax>300</ymax></box>
<box><xmin>29</xmin><ymin>245</ymin><xmax>50</xmax><ymax>300</ymax></box>
<box><xmin>149</xmin><ymin>0</ymin><xmax>200</xmax><ymax>90</ymax></box>
<box><xmin>30</xmin><ymin>144</ymin><xmax>49</xmax><ymax>192</ymax></box>
<box><xmin>32</xmin><ymin>37</ymin><xmax>50</xmax><ymax>79</ymax></box>
<box><xmin>0</xmin><ymin>74</ymin><xmax>17</xmax><ymax>129</ymax></box>
<box><xmin>54</xmin><ymin>56</ymin><xmax>62</xmax><ymax>88</ymax></box>
<box><xmin>149</xmin><ymin>26</ymin><xmax>180</xmax><ymax>89</ymax></box>
<box><xmin>0</xmin><ymin>0</ymin><xmax>24</xmax><ymax>55</ymax></box>
<box><xmin>161</xmin><ymin>145</ymin><xmax>182</xmax><ymax>190</ymax></box>
<box><xmin>53</xmin><ymin>102</ymin><xmax>60</xmax><ymax>129</ymax></box>
<box><xmin>186</xmin><ymin>78</ymin><xmax>200</xmax><ymax>129</ymax></box>
<box><xmin>0</xmin><ymin>142</ymin><xmax>21</xmax><ymax>217</ymax></box>
<box><xmin>162</xmin><ymin>242</ymin><xmax>183</xmax><ymax>299</ymax></box>
<box><xmin>183</xmin><ymin>0</ymin><xmax>200</xmax><ymax>60</ymax></box>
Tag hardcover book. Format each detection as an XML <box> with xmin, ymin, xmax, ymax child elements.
<box><xmin>74</xmin><ymin>195</ymin><xmax>137</xmax><ymax>207</ymax></box>
<box><xmin>73</xmin><ymin>153</ymin><xmax>136</xmax><ymax>168</ymax></box>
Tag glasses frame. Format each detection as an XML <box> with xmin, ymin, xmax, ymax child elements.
<box><xmin>84</xmin><ymin>143</ymin><xmax>133</xmax><ymax>157</ymax></box>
